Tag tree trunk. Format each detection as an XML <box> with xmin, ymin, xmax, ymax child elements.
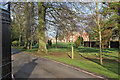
<box><xmin>71</xmin><ymin>34</ymin><xmax>74</xmax><ymax>59</ymax></box>
<box><xmin>30</xmin><ymin>40</ymin><xmax>33</xmax><ymax>49</ymax></box>
<box><xmin>89</xmin><ymin>34</ymin><xmax>91</xmax><ymax>47</ymax></box>
<box><xmin>30</xmin><ymin>3</ymin><xmax>34</xmax><ymax>49</ymax></box>
<box><xmin>27</xmin><ymin>41</ymin><xmax>30</xmax><ymax>49</ymax></box>
<box><xmin>18</xmin><ymin>33</ymin><xmax>21</xmax><ymax>47</ymax></box>
<box><xmin>99</xmin><ymin>27</ymin><xmax>103</xmax><ymax>65</ymax></box>
<box><xmin>24</xmin><ymin>38</ymin><xmax>28</xmax><ymax>49</ymax></box>
<box><xmin>56</xmin><ymin>30</ymin><xmax>58</xmax><ymax>48</ymax></box>
<box><xmin>23</xmin><ymin>2</ymin><xmax>30</xmax><ymax>49</ymax></box>
<box><xmin>102</xmin><ymin>43</ymin><xmax>104</xmax><ymax>50</ymax></box>
<box><xmin>83</xmin><ymin>40</ymin><xmax>84</xmax><ymax>46</ymax></box>
<box><xmin>118</xmin><ymin>5</ymin><xmax>120</xmax><ymax>55</ymax></box>
<box><xmin>56</xmin><ymin>37</ymin><xmax>57</xmax><ymax>48</ymax></box>
<box><xmin>96</xmin><ymin>2</ymin><xmax>103</xmax><ymax>65</ymax></box>
<box><xmin>37</xmin><ymin>40</ymin><xmax>39</xmax><ymax>44</ymax></box>
<box><xmin>38</xmin><ymin>2</ymin><xmax>47</xmax><ymax>54</ymax></box>
<box><xmin>90</xmin><ymin>41</ymin><xmax>92</xmax><ymax>48</ymax></box>
<box><xmin>119</xmin><ymin>27</ymin><xmax>120</xmax><ymax>56</ymax></box>
<box><xmin>38</xmin><ymin>37</ymin><xmax>47</xmax><ymax>54</ymax></box>
<box><xmin>72</xmin><ymin>45</ymin><xmax>74</xmax><ymax>59</ymax></box>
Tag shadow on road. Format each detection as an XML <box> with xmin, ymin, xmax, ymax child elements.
<box><xmin>11</xmin><ymin>48</ymin><xmax>23</xmax><ymax>55</ymax></box>
<box><xmin>14</xmin><ymin>58</ymin><xmax>38</xmax><ymax>79</ymax></box>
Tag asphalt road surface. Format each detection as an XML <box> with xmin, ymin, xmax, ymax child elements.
<box><xmin>11</xmin><ymin>48</ymin><xmax>104</xmax><ymax>79</ymax></box>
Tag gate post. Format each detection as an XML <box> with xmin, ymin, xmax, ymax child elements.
<box><xmin>0</xmin><ymin>3</ymin><xmax>11</xmax><ymax>79</ymax></box>
<box><xmin>0</xmin><ymin>8</ymin><xmax>2</xmax><ymax>79</ymax></box>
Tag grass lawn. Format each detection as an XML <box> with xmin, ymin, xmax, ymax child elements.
<box><xmin>12</xmin><ymin>42</ymin><xmax>119</xmax><ymax>79</ymax></box>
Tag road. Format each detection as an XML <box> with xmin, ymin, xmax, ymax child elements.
<box><xmin>11</xmin><ymin>48</ymin><xmax>104</xmax><ymax>79</ymax></box>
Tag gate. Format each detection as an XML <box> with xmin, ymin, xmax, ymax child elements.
<box><xmin>0</xmin><ymin>3</ymin><xmax>11</xmax><ymax>80</ymax></box>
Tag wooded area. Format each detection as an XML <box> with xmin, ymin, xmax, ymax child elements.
<box><xmin>11</xmin><ymin>2</ymin><xmax>120</xmax><ymax>65</ymax></box>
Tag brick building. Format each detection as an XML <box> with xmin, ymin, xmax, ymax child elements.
<box><xmin>48</xmin><ymin>31</ymin><xmax>89</xmax><ymax>43</ymax></box>
<box><xmin>69</xmin><ymin>32</ymin><xmax>89</xmax><ymax>42</ymax></box>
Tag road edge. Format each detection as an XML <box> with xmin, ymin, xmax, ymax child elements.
<box><xmin>31</xmin><ymin>54</ymin><xmax>116</xmax><ymax>80</ymax></box>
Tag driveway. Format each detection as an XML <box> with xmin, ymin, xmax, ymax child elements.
<box><xmin>11</xmin><ymin>48</ymin><xmax>104</xmax><ymax>79</ymax></box>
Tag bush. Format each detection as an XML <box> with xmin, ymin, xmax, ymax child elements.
<box><xmin>75</xmin><ymin>36</ymin><xmax>84</xmax><ymax>48</ymax></box>
<box><xmin>48</xmin><ymin>39</ymin><xmax>52</xmax><ymax>47</ymax></box>
<box><xmin>12</xmin><ymin>41</ymin><xmax>19</xmax><ymax>46</ymax></box>
<box><xmin>81</xmin><ymin>37</ymin><xmax>84</xmax><ymax>45</ymax></box>
<box><xmin>34</xmin><ymin>43</ymin><xmax>39</xmax><ymax>48</ymax></box>
<box><xmin>75</xmin><ymin>36</ymin><xmax>81</xmax><ymax>48</ymax></box>
<box><xmin>20</xmin><ymin>42</ymin><xmax>25</xmax><ymax>46</ymax></box>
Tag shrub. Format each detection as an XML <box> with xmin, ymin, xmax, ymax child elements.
<box><xmin>75</xmin><ymin>36</ymin><xmax>84</xmax><ymax>48</ymax></box>
<box><xmin>48</xmin><ymin>39</ymin><xmax>52</xmax><ymax>47</ymax></box>
<box><xmin>75</xmin><ymin>36</ymin><xmax>81</xmax><ymax>48</ymax></box>
<box><xmin>81</xmin><ymin>37</ymin><xmax>84</xmax><ymax>45</ymax></box>
<box><xmin>34</xmin><ymin>43</ymin><xmax>39</xmax><ymax>48</ymax></box>
<box><xmin>20</xmin><ymin>42</ymin><xmax>25</xmax><ymax>46</ymax></box>
<box><xmin>12</xmin><ymin>41</ymin><xmax>19</xmax><ymax>46</ymax></box>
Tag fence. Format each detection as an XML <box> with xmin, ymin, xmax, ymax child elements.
<box><xmin>84</xmin><ymin>41</ymin><xmax>119</xmax><ymax>48</ymax></box>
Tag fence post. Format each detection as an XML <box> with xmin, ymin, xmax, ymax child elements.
<box><xmin>109</xmin><ymin>41</ymin><xmax>110</xmax><ymax>48</ymax></box>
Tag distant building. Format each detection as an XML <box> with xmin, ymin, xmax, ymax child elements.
<box><xmin>83</xmin><ymin>32</ymin><xmax>89</xmax><ymax>41</ymax></box>
<box><xmin>47</xmin><ymin>31</ymin><xmax>89</xmax><ymax>43</ymax></box>
<box><xmin>50</xmin><ymin>37</ymin><xmax>56</xmax><ymax>43</ymax></box>
<box><xmin>68</xmin><ymin>32</ymin><xmax>89</xmax><ymax>42</ymax></box>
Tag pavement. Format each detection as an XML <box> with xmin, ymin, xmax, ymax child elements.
<box><xmin>11</xmin><ymin>48</ymin><xmax>104</xmax><ymax>79</ymax></box>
